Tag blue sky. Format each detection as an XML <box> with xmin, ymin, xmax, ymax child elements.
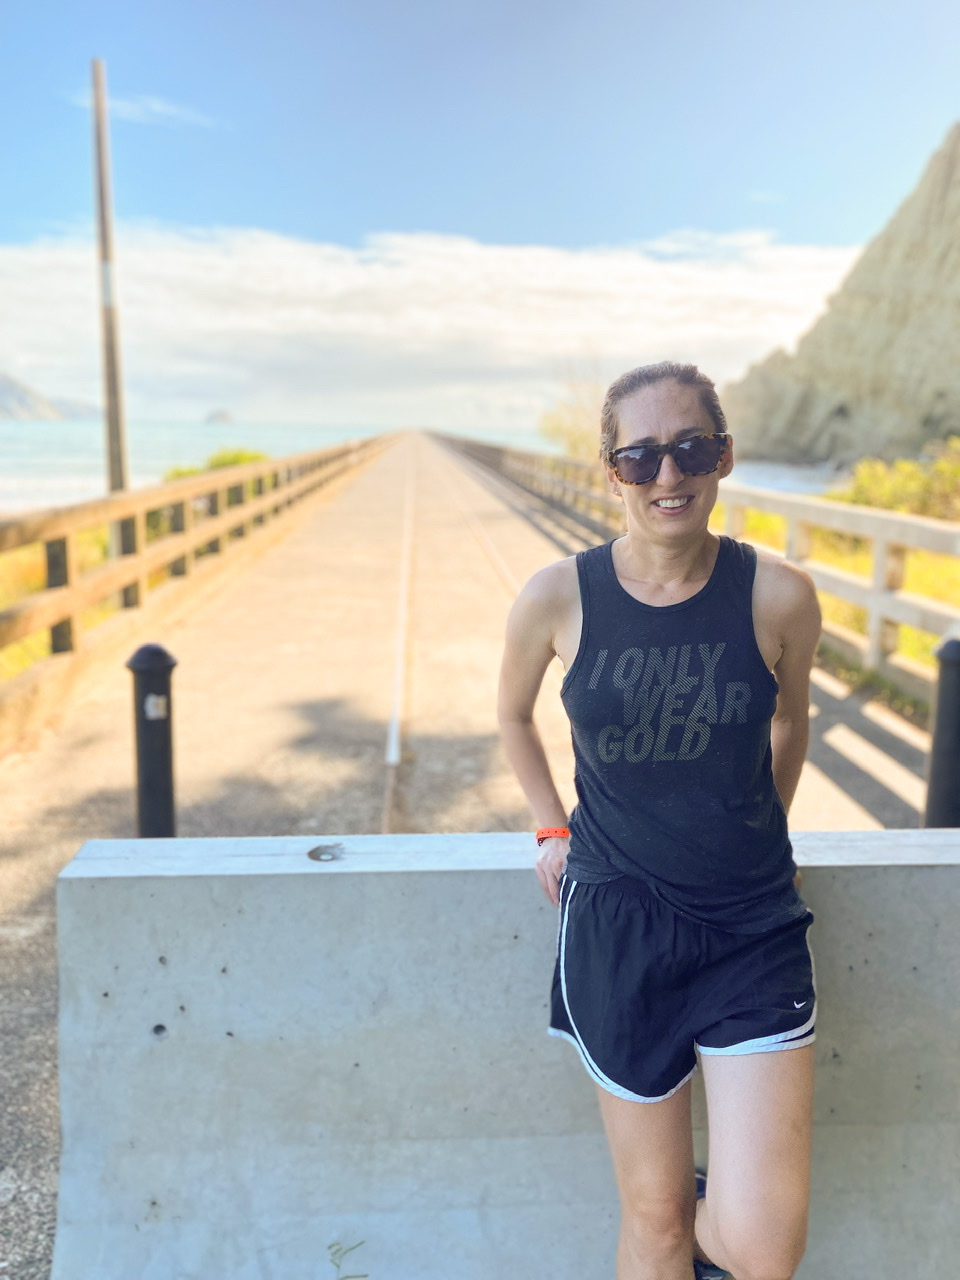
<box><xmin>0</xmin><ymin>0</ymin><xmax>957</xmax><ymax>425</ymax></box>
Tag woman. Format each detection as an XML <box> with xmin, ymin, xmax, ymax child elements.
<box><xmin>498</xmin><ymin>362</ymin><xmax>821</xmax><ymax>1280</ymax></box>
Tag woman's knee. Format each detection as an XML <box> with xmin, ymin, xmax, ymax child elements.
<box><xmin>620</xmin><ymin>1191</ymin><xmax>694</xmax><ymax>1259</ymax></box>
<box><xmin>718</xmin><ymin>1218</ymin><xmax>808</xmax><ymax>1280</ymax></box>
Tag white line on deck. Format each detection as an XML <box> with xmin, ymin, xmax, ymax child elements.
<box><xmin>382</xmin><ymin>443</ymin><xmax>417</xmax><ymax>832</ymax></box>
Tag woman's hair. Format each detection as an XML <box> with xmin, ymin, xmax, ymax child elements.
<box><xmin>599</xmin><ymin>361</ymin><xmax>727</xmax><ymax>460</ymax></box>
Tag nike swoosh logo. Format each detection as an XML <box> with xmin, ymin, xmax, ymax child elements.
<box><xmin>794</xmin><ymin>1000</ymin><xmax>808</xmax><ymax>1008</ymax></box>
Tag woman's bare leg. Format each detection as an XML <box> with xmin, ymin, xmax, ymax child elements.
<box><xmin>696</xmin><ymin>1044</ymin><xmax>815</xmax><ymax>1280</ymax></box>
<box><xmin>595</xmin><ymin>1080</ymin><xmax>698</xmax><ymax>1280</ymax></box>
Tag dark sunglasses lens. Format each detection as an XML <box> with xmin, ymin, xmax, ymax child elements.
<box><xmin>614</xmin><ymin>448</ymin><xmax>660</xmax><ymax>484</ymax></box>
<box><xmin>676</xmin><ymin>436</ymin><xmax>724</xmax><ymax>474</ymax></box>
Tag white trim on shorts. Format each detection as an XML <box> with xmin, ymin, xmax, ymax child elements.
<box><xmin>695</xmin><ymin>925</ymin><xmax>818</xmax><ymax>1056</ymax></box>
<box><xmin>695</xmin><ymin>1020</ymin><xmax>816</xmax><ymax>1056</ymax></box>
<box><xmin>552</xmin><ymin>879</ymin><xmax>699</xmax><ymax>1104</ymax></box>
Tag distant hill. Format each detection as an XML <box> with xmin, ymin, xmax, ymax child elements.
<box><xmin>722</xmin><ymin>121</ymin><xmax>960</xmax><ymax>465</ymax></box>
<box><xmin>0</xmin><ymin>372</ymin><xmax>99</xmax><ymax>421</ymax></box>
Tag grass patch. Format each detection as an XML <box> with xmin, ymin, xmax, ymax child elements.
<box><xmin>810</xmin><ymin>529</ymin><xmax>871</xmax><ymax>574</ymax></box>
<box><xmin>0</xmin><ymin>543</ymin><xmax>46</xmax><ymax>609</ymax></box>
<box><xmin>76</xmin><ymin>525</ymin><xmax>111</xmax><ymax>573</ymax></box>
<box><xmin>818</xmin><ymin>590</ymin><xmax>868</xmax><ymax>638</ymax></box>
<box><xmin>709</xmin><ymin>507</ymin><xmax>788</xmax><ymax>552</ymax></box>
<box><xmin>743</xmin><ymin>510</ymin><xmax>787</xmax><ymax>551</ymax></box>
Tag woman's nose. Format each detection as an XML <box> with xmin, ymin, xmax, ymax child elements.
<box><xmin>656</xmin><ymin>450</ymin><xmax>685</xmax><ymax>486</ymax></box>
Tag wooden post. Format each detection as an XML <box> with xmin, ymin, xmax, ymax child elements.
<box><xmin>223</xmin><ymin>481</ymin><xmax>245</xmax><ymax>539</ymax></box>
<box><xmin>207</xmin><ymin>487</ymin><xmax>222</xmax><ymax>554</ymax></box>
<box><xmin>92</xmin><ymin>59</ymin><xmax>129</xmax><ymax>497</ymax></box>
<box><xmin>786</xmin><ymin>519</ymin><xmax>813</xmax><ymax>564</ymax></box>
<box><xmin>251</xmin><ymin>477</ymin><xmax>265</xmax><ymax>527</ymax></box>
<box><xmin>170</xmin><ymin>500</ymin><xmax>193</xmax><ymax>573</ymax></box>
<box><xmin>118</xmin><ymin>515</ymin><xmax>142</xmax><ymax>607</ymax></box>
<box><xmin>93</xmin><ymin>59</ymin><xmax>135</xmax><ymax>613</ymax></box>
<box><xmin>866</xmin><ymin>540</ymin><xmax>906</xmax><ymax>670</ymax></box>
<box><xmin>46</xmin><ymin>535</ymin><xmax>76</xmax><ymax>653</ymax></box>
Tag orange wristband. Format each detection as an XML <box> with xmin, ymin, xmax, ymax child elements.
<box><xmin>536</xmin><ymin>827</ymin><xmax>570</xmax><ymax>845</ymax></box>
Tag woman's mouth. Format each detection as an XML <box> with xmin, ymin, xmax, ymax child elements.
<box><xmin>652</xmin><ymin>496</ymin><xmax>693</xmax><ymax>510</ymax></box>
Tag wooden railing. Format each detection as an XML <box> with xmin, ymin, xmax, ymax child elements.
<box><xmin>439</xmin><ymin>435</ymin><xmax>960</xmax><ymax>702</ymax></box>
<box><xmin>0</xmin><ymin>436</ymin><xmax>388</xmax><ymax>670</ymax></box>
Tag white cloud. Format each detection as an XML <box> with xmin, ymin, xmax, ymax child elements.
<box><xmin>69</xmin><ymin>90</ymin><xmax>216</xmax><ymax>128</ymax></box>
<box><xmin>0</xmin><ymin>223</ymin><xmax>860</xmax><ymax>429</ymax></box>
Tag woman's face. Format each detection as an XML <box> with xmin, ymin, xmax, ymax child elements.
<box><xmin>604</xmin><ymin>379</ymin><xmax>733</xmax><ymax>537</ymax></box>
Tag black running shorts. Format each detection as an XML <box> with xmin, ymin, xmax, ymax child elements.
<box><xmin>549</xmin><ymin>875</ymin><xmax>817</xmax><ymax>1103</ymax></box>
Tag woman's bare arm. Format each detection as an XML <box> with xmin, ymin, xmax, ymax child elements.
<box><xmin>768</xmin><ymin>565</ymin><xmax>821</xmax><ymax>813</ymax></box>
<box><xmin>498</xmin><ymin>562</ymin><xmax>578</xmax><ymax>903</ymax></box>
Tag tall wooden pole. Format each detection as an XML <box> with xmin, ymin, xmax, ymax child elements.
<box><xmin>92</xmin><ymin>58</ymin><xmax>129</xmax><ymax>494</ymax></box>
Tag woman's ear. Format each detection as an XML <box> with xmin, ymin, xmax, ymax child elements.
<box><xmin>719</xmin><ymin>435</ymin><xmax>735</xmax><ymax>478</ymax></box>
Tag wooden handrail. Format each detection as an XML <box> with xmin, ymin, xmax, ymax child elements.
<box><xmin>0</xmin><ymin>436</ymin><xmax>389</xmax><ymax>661</ymax></box>
<box><xmin>0</xmin><ymin>445</ymin><xmax>369</xmax><ymax>554</ymax></box>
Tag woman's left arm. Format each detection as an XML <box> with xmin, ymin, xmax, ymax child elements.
<box><xmin>769</xmin><ymin>565</ymin><xmax>822</xmax><ymax>813</ymax></box>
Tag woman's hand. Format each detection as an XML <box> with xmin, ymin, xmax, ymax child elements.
<box><xmin>535</xmin><ymin>835</ymin><xmax>570</xmax><ymax>907</ymax></box>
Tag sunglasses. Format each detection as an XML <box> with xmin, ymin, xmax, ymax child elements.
<box><xmin>606</xmin><ymin>433</ymin><xmax>730</xmax><ymax>486</ymax></box>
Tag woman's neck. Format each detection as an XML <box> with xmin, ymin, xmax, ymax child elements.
<box><xmin>615</xmin><ymin>529</ymin><xmax>720</xmax><ymax>590</ymax></box>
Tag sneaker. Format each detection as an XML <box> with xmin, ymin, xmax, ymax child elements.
<box><xmin>693</xmin><ymin>1263</ymin><xmax>729</xmax><ymax>1280</ymax></box>
<box><xmin>693</xmin><ymin>1168</ymin><xmax>730</xmax><ymax>1279</ymax></box>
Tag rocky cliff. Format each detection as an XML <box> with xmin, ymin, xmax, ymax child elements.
<box><xmin>0</xmin><ymin>373</ymin><xmax>98</xmax><ymax>420</ymax></box>
<box><xmin>0</xmin><ymin>373</ymin><xmax>63</xmax><ymax>420</ymax></box>
<box><xmin>721</xmin><ymin>121</ymin><xmax>960</xmax><ymax>465</ymax></box>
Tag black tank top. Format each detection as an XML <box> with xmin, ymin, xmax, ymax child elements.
<box><xmin>561</xmin><ymin>536</ymin><xmax>806</xmax><ymax>934</ymax></box>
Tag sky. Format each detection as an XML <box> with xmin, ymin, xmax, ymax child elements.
<box><xmin>1</xmin><ymin>0</ymin><xmax>958</xmax><ymax>428</ymax></box>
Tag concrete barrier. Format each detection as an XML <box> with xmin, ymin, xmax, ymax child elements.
<box><xmin>54</xmin><ymin>831</ymin><xmax>959</xmax><ymax>1279</ymax></box>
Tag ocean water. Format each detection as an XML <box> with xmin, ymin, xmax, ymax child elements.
<box><xmin>0</xmin><ymin>418</ymin><xmax>843</xmax><ymax>515</ymax></box>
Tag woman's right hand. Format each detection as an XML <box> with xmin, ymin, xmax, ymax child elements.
<box><xmin>535</xmin><ymin>836</ymin><xmax>570</xmax><ymax>907</ymax></box>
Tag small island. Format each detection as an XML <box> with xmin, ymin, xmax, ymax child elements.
<box><xmin>204</xmin><ymin>409</ymin><xmax>235</xmax><ymax>424</ymax></box>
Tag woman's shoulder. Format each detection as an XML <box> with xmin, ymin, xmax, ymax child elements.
<box><xmin>750</xmin><ymin>546</ymin><xmax>820</xmax><ymax>628</ymax></box>
<box><xmin>504</xmin><ymin>554</ymin><xmax>581</xmax><ymax>656</ymax></box>
<box><xmin>516</xmin><ymin>553</ymin><xmax>580</xmax><ymax>609</ymax></box>
<box><xmin>517</xmin><ymin>538</ymin><xmax>616</xmax><ymax>600</ymax></box>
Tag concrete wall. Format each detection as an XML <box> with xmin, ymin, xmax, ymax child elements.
<box><xmin>54</xmin><ymin>831</ymin><xmax>959</xmax><ymax>1279</ymax></box>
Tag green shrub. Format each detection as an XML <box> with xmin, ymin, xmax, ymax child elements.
<box><xmin>538</xmin><ymin>380</ymin><xmax>604</xmax><ymax>461</ymax></box>
<box><xmin>163</xmin><ymin>447</ymin><xmax>269</xmax><ymax>483</ymax></box>
<box><xmin>827</xmin><ymin>436</ymin><xmax>960</xmax><ymax>520</ymax></box>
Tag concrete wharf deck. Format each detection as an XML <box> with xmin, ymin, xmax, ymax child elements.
<box><xmin>0</xmin><ymin>430</ymin><xmax>933</xmax><ymax>1278</ymax></box>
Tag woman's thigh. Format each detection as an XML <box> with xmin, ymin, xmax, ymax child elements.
<box><xmin>700</xmin><ymin>1043</ymin><xmax>815</xmax><ymax>1260</ymax></box>
<box><xmin>596</xmin><ymin>1078</ymin><xmax>696</xmax><ymax>1220</ymax></box>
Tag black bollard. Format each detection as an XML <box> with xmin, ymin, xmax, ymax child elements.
<box><xmin>923</xmin><ymin>636</ymin><xmax>960</xmax><ymax>828</ymax></box>
<box><xmin>126</xmin><ymin>643</ymin><xmax>178</xmax><ymax>837</ymax></box>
